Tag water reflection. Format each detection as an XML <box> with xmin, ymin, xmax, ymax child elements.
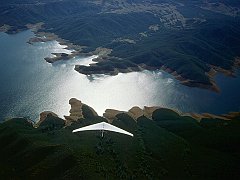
<box><xmin>0</xmin><ymin>30</ymin><xmax>240</xmax><ymax>121</ymax></box>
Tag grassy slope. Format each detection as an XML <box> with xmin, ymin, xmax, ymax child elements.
<box><xmin>0</xmin><ymin>109</ymin><xmax>240</xmax><ymax>179</ymax></box>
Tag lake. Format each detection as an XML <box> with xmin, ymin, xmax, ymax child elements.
<box><xmin>0</xmin><ymin>30</ymin><xmax>240</xmax><ymax>121</ymax></box>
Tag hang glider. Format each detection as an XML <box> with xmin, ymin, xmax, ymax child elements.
<box><xmin>72</xmin><ymin>122</ymin><xmax>134</xmax><ymax>137</ymax></box>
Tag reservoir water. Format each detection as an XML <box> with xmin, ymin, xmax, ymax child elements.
<box><xmin>0</xmin><ymin>30</ymin><xmax>240</xmax><ymax>121</ymax></box>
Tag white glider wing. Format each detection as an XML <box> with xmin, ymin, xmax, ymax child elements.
<box><xmin>72</xmin><ymin>122</ymin><xmax>133</xmax><ymax>137</ymax></box>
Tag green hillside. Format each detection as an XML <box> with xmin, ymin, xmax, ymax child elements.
<box><xmin>0</xmin><ymin>109</ymin><xmax>239</xmax><ymax>179</ymax></box>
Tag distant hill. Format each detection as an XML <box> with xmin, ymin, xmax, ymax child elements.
<box><xmin>1</xmin><ymin>0</ymin><xmax>240</xmax><ymax>90</ymax></box>
<box><xmin>0</xmin><ymin>107</ymin><xmax>240</xmax><ymax>179</ymax></box>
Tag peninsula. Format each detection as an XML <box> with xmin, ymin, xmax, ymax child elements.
<box><xmin>1</xmin><ymin>0</ymin><xmax>240</xmax><ymax>91</ymax></box>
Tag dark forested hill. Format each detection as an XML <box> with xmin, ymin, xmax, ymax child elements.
<box><xmin>0</xmin><ymin>108</ymin><xmax>240</xmax><ymax>179</ymax></box>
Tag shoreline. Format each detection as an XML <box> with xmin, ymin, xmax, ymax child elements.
<box><xmin>22</xmin><ymin>23</ymin><xmax>240</xmax><ymax>93</ymax></box>
<box><xmin>0</xmin><ymin>98</ymin><xmax>233</xmax><ymax>126</ymax></box>
<box><xmin>1</xmin><ymin>23</ymin><xmax>240</xmax><ymax>93</ymax></box>
<box><xmin>33</xmin><ymin>99</ymin><xmax>240</xmax><ymax>126</ymax></box>
<box><xmin>63</xmin><ymin>103</ymin><xmax>240</xmax><ymax>123</ymax></box>
<box><xmin>75</xmin><ymin>60</ymin><xmax>240</xmax><ymax>93</ymax></box>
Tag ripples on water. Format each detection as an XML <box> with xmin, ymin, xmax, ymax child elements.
<box><xmin>0</xmin><ymin>30</ymin><xmax>240</xmax><ymax>121</ymax></box>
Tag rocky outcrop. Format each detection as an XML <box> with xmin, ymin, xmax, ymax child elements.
<box><xmin>187</xmin><ymin>113</ymin><xmax>230</xmax><ymax>122</ymax></box>
<box><xmin>103</xmin><ymin>109</ymin><xmax>124</xmax><ymax>123</ymax></box>
<box><xmin>64</xmin><ymin>98</ymin><xmax>84</xmax><ymax>125</ymax></box>
<box><xmin>64</xmin><ymin>98</ymin><xmax>98</xmax><ymax>125</ymax></box>
<box><xmin>127</xmin><ymin>106</ymin><xmax>144</xmax><ymax>121</ymax></box>
<box><xmin>126</xmin><ymin>106</ymin><xmax>160</xmax><ymax>120</ymax></box>
<box><xmin>35</xmin><ymin>111</ymin><xmax>58</xmax><ymax>127</ymax></box>
<box><xmin>103</xmin><ymin>106</ymin><xmax>161</xmax><ymax>122</ymax></box>
<box><xmin>143</xmin><ymin>106</ymin><xmax>161</xmax><ymax>119</ymax></box>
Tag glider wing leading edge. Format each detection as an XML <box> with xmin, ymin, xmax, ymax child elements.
<box><xmin>72</xmin><ymin>122</ymin><xmax>134</xmax><ymax>137</ymax></box>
